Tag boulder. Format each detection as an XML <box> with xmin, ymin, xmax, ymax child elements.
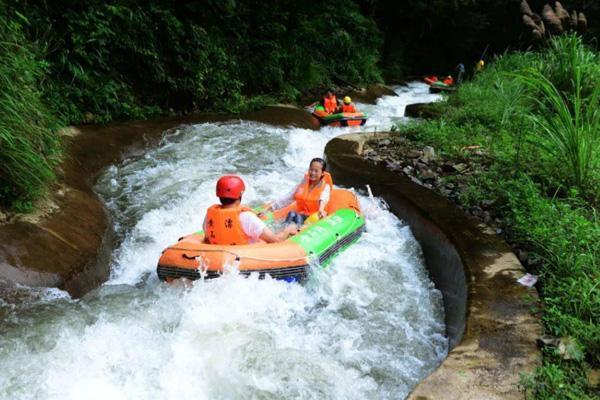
<box><xmin>404</xmin><ymin>102</ymin><xmax>442</xmax><ymax>119</ymax></box>
<box><xmin>422</xmin><ymin>146</ymin><xmax>436</xmax><ymax>164</ymax></box>
<box><xmin>348</xmin><ymin>84</ymin><xmax>397</xmax><ymax>105</ymax></box>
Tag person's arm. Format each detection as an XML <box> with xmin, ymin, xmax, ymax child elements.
<box><xmin>317</xmin><ymin>184</ymin><xmax>331</xmax><ymax>217</ymax></box>
<box><xmin>202</xmin><ymin>215</ymin><xmax>210</xmax><ymax>243</ymax></box>
<box><xmin>259</xmin><ymin>183</ymin><xmax>299</xmax><ymax>215</ymax></box>
<box><xmin>259</xmin><ymin>224</ymin><xmax>298</xmax><ymax>243</ymax></box>
<box><xmin>240</xmin><ymin>212</ymin><xmax>298</xmax><ymax>243</ymax></box>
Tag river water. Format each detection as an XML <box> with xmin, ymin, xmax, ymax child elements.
<box><xmin>0</xmin><ymin>83</ymin><xmax>446</xmax><ymax>399</ymax></box>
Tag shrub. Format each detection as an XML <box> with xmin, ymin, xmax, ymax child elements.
<box><xmin>0</xmin><ymin>10</ymin><xmax>61</xmax><ymax>208</ymax></box>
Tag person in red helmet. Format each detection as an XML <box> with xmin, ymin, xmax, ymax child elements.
<box><xmin>202</xmin><ymin>175</ymin><xmax>298</xmax><ymax>245</ymax></box>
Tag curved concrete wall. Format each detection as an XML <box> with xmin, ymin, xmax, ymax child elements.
<box><xmin>0</xmin><ymin>106</ymin><xmax>315</xmax><ymax>297</ymax></box>
<box><xmin>325</xmin><ymin>133</ymin><xmax>540</xmax><ymax>400</ymax></box>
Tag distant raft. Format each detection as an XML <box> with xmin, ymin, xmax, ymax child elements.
<box><xmin>428</xmin><ymin>81</ymin><xmax>456</xmax><ymax>94</ymax></box>
<box><xmin>157</xmin><ymin>188</ymin><xmax>365</xmax><ymax>283</ymax></box>
<box><xmin>312</xmin><ymin>108</ymin><xmax>368</xmax><ymax>127</ymax></box>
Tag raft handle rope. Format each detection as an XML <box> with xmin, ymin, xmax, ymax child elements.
<box><xmin>174</xmin><ymin>247</ymin><xmax>310</xmax><ymax>264</ymax></box>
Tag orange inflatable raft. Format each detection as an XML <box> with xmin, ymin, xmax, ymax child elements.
<box><xmin>157</xmin><ymin>188</ymin><xmax>366</xmax><ymax>282</ymax></box>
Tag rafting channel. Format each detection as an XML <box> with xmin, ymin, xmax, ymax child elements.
<box><xmin>0</xmin><ymin>83</ymin><xmax>447</xmax><ymax>399</ymax></box>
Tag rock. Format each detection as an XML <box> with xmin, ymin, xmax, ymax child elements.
<box><xmin>481</xmin><ymin>199</ymin><xmax>496</xmax><ymax>208</ymax></box>
<box><xmin>386</xmin><ymin>161</ymin><xmax>403</xmax><ymax>171</ymax></box>
<box><xmin>537</xmin><ymin>335</ymin><xmax>560</xmax><ymax>348</ymax></box>
<box><xmin>516</xmin><ymin>249</ymin><xmax>529</xmax><ymax>264</ymax></box>
<box><xmin>558</xmin><ymin>337</ymin><xmax>584</xmax><ymax>361</ymax></box>
<box><xmin>404</xmin><ymin>103</ymin><xmax>441</xmax><ymax>119</ymax></box>
<box><xmin>420</xmin><ymin>170</ymin><xmax>436</xmax><ymax>181</ymax></box>
<box><xmin>83</xmin><ymin>112</ymin><xmax>95</xmax><ymax>124</ymax></box>
<box><xmin>409</xmin><ymin>176</ymin><xmax>423</xmax><ymax>186</ymax></box>
<box><xmin>402</xmin><ymin>166</ymin><xmax>413</xmax><ymax>175</ymax></box>
<box><xmin>416</xmin><ymin>162</ymin><xmax>429</xmax><ymax>173</ymax></box>
<box><xmin>445</xmin><ymin>182</ymin><xmax>455</xmax><ymax>189</ymax></box>
<box><xmin>441</xmin><ymin>162</ymin><xmax>456</xmax><ymax>173</ymax></box>
<box><xmin>483</xmin><ymin>211</ymin><xmax>492</xmax><ymax>224</ymax></box>
<box><xmin>379</xmin><ymin>139</ymin><xmax>391</xmax><ymax>147</ymax></box>
<box><xmin>452</xmin><ymin>163</ymin><xmax>468</xmax><ymax>173</ymax></box>
<box><xmin>495</xmin><ymin>228</ymin><xmax>503</xmax><ymax>235</ymax></box>
<box><xmin>471</xmin><ymin>207</ymin><xmax>484</xmax><ymax>218</ymax></box>
<box><xmin>406</xmin><ymin>149</ymin><xmax>422</xmax><ymax>158</ymax></box>
<box><xmin>348</xmin><ymin>84</ymin><xmax>397</xmax><ymax>105</ymax></box>
<box><xmin>422</xmin><ymin>146</ymin><xmax>436</xmax><ymax>163</ymax></box>
<box><xmin>587</xmin><ymin>369</ymin><xmax>600</xmax><ymax>389</ymax></box>
<box><xmin>0</xmin><ymin>210</ymin><xmax>7</xmax><ymax>223</ymax></box>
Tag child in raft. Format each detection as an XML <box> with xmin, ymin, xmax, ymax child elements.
<box><xmin>260</xmin><ymin>158</ymin><xmax>332</xmax><ymax>225</ymax></box>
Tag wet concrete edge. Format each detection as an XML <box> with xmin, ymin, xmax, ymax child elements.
<box><xmin>0</xmin><ymin>106</ymin><xmax>318</xmax><ymax>297</ymax></box>
<box><xmin>325</xmin><ymin>132</ymin><xmax>541</xmax><ymax>400</ymax></box>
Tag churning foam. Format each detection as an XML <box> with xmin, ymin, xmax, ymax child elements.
<box><xmin>0</xmin><ymin>83</ymin><xmax>446</xmax><ymax>399</ymax></box>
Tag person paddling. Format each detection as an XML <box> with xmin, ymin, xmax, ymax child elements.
<box><xmin>203</xmin><ymin>175</ymin><xmax>298</xmax><ymax>245</ymax></box>
<box><xmin>261</xmin><ymin>158</ymin><xmax>332</xmax><ymax>225</ymax></box>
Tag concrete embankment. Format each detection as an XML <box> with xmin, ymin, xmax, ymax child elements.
<box><xmin>0</xmin><ymin>107</ymin><xmax>317</xmax><ymax>297</ymax></box>
<box><xmin>325</xmin><ymin>132</ymin><xmax>540</xmax><ymax>400</ymax></box>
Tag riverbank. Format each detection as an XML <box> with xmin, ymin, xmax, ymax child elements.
<box><xmin>370</xmin><ymin>36</ymin><xmax>599</xmax><ymax>398</ymax></box>
<box><xmin>0</xmin><ymin>86</ymin><xmax>450</xmax><ymax>399</ymax></box>
<box><xmin>0</xmin><ymin>107</ymin><xmax>321</xmax><ymax>296</ymax></box>
<box><xmin>326</xmin><ymin>132</ymin><xmax>540</xmax><ymax>399</ymax></box>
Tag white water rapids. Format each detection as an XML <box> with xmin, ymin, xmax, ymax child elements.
<box><xmin>0</xmin><ymin>83</ymin><xmax>446</xmax><ymax>399</ymax></box>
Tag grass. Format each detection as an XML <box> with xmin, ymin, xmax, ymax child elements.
<box><xmin>0</xmin><ymin>13</ymin><xmax>61</xmax><ymax>210</ymax></box>
<box><xmin>518</xmin><ymin>38</ymin><xmax>600</xmax><ymax>196</ymax></box>
<box><xmin>392</xmin><ymin>35</ymin><xmax>600</xmax><ymax>398</ymax></box>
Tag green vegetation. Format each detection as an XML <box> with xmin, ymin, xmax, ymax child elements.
<box><xmin>394</xmin><ymin>35</ymin><xmax>599</xmax><ymax>398</ymax></box>
<box><xmin>13</xmin><ymin>1</ymin><xmax>382</xmax><ymax>124</ymax></box>
<box><xmin>0</xmin><ymin>1</ymin><xmax>383</xmax><ymax>209</ymax></box>
<box><xmin>0</xmin><ymin>11</ymin><xmax>61</xmax><ymax>211</ymax></box>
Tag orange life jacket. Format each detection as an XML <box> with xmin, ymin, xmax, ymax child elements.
<box><xmin>313</xmin><ymin>105</ymin><xmax>330</xmax><ymax>118</ymax></box>
<box><xmin>324</xmin><ymin>96</ymin><xmax>338</xmax><ymax>114</ymax></box>
<box><xmin>294</xmin><ymin>172</ymin><xmax>334</xmax><ymax>215</ymax></box>
<box><xmin>205</xmin><ymin>204</ymin><xmax>254</xmax><ymax>245</ymax></box>
<box><xmin>443</xmin><ymin>77</ymin><xmax>454</xmax><ymax>85</ymax></box>
<box><xmin>341</xmin><ymin>103</ymin><xmax>356</xmax><ymax>113</ymax></box>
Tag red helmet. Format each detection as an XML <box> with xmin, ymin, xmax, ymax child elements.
<box><xmin>216</xmin><ymin>175</ymin><xmax>245</xmax><ymax>199</ymax></box>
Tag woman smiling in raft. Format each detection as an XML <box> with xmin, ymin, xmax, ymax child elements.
<box><xmin>261</xmin><ymin>158</ymin><xmax>333</xmax><ymax>225</ymax></box>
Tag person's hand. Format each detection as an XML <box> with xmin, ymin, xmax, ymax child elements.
<box><xmin>318</xmin><ymin>210</ymin><xmax>327</xmax><ymax>219</ymax></box>
<box><xmin>285</xmin><ymin>224</ymin><xmax>299</xmax><ymax>237</ymax></box>
<box><xmin>257</xmin><ymin>204</ymin><xmax>272</xmax><ymax>217</ymax></box>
